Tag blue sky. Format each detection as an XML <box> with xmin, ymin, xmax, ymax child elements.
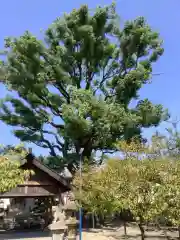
<box><xmin>0</xmin><ymin>0</ymin><xmax>179</xmax><ymax>155</ymax></box>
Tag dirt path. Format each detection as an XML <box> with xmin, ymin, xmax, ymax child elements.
<box><xmin>82</xmin><ymin>225</ymin><xmax>178</xmax><ymax>240</ymax></box>
<box><xmin>0</xmin><ymin>226</ymin><xmax>178</xmax><ymax>240</ymax></box>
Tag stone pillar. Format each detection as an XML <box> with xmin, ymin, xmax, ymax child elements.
<box><xmin>48</xmin><ymin>221</ymin><xmax>66</xmax><ymax>240</ymax></box>
<box><xmin>63</xmin><ymin>202</ymin><xmax>79</xmax><ymax>240</ymax></box>
<box><xmin>52</xmin><ymin>206</ymin><xmax>56</xmax><ymax>223</ymax></box>
<box><xmin>66</xmin><ymin>219</ymin><xmax>79</xmax><ymax>240</ymax></box>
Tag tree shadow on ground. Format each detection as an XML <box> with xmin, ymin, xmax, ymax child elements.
<box><xmin>106</xmin><ymin>233</ymin><xmax>179</xmax><ymax>240</ymax></box>
<box><xmin>0</xmin><ymin>231</ymin><xmax>51</xmax><ymax>239</ymax></box>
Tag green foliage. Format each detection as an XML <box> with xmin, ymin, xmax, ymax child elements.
<box><xmin>158</xmin><ymin>160</ymin><xmax>180</xmax><ymax>227</ymax></box>
<box><xmin>73</xmin><ymin>163</ymin><xmax>121</xmax><ymax>215</ymax></box>
<box><xmin>148</xmin><ymin>121</ymin><xmax>180</xmax><ymax>159</ymax></box>
<box><xmin>0</xmin><ymin>144</ymin><xmax>30</xmax><ymax>193</ymax></box>
<box><xmin>73</xmin><ymin>158</ymin><xmax>168</xmax><ymax>222</ymax></box>
<box><xmin>0</xmin><ymin>143</ymin><xmax>27</xmax><ymax>158</ymax></box>
<box><xmin>73</xmin><ymin>140</ymin><xmax>180</xmax><ymax>237</ymax></box>
<box><xmin>0</xmin><ymin>4</ymin><xmax>168</xmax><ymax>166</ymax></box>
<box><xmin>126</xmin><ymin>159</ymin><xmax>169</xmax><ymax>223</ymax></box>
<box><xmin>115</xmin><ymin>139</ymin><xmax>148</xmax><ymax>160</ymax></box>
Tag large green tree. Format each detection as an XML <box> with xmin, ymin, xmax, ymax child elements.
<box><xmin>0</xmin><ymin>4</ymin><xmax>168</xmax><ymax>168</ymax></box>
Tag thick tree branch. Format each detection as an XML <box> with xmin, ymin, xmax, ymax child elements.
<box><xmin>37</xmin><ymin>94</ymin><xmax>62</xmax><ymax>117</ymax></box>
<box><xmin>39</xmin><ymin>132</ymin><xmax>62</xmax><ymax>157</ymax></box>
<box><xmin>42</xmin><ymin>130</ymin><xmax>64</xmax><ymax>148</ymax></box>
<box><xmin>43</xmin><ymin>53</ymin><xmax>70</xmax><ymax>103</ymax></box>
<box><xmin>50</xmin><ymin>122</ymin><xmax>64</xmax><ymax>129</ymax></box>
<box><xmin>77</xmin><ymin>63</ymin><xmax>82</xmax><ymax>88</ymax></box>
<box><xmin>33</xmin><ymin>108</ymin><xmax>64</xmax><ymax>130</ymax></box>
<box><xmin>93</xmin><ymin>64</ymin><xmax>120</xmax><ymax>95</ymax></box>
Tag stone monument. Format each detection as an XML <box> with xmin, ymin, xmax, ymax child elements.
<box><xmin>48</xmin><ymin>220</ymin><xmax>67</xmax><ymax>240</ymax></box>
<box><xmin>63</xmin><ymin>202</ymin><xmax>79</xmax><ymax>240</ymax></box>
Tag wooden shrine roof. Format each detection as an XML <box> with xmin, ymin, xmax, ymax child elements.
<box><xmin>0</xmin><ymin>153</ymin><xmax>71</xmax><ymax>198</ymax></box>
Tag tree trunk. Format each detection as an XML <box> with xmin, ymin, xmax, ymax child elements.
<box><xmin>95</xmin><ymin>214</ymin><xmax>100</xmax><ymax>227</ymax></box>
<box><xmin>138</xmin><ymin>223</ymin><xmax>145</xmax><ymax>240</ymax></box>
<box><xmin>123</xmin><ymin>221</ymin><xmax>127</xmax><ymax>236</ymax></box>
<box><xmin>178</xmin><ymin>226</ymin><xmax>180</xmax><ymax>240</ymax></box>
<box><xmin>94</xmin><ymin>214</ymin><xmax>104</xmax><ymax>227</ymax></box>
<box><xmin>92</xmin><ymin>213</ymin><xmax>95</xmax><ymax>228</ymax></box>
<box><xmin>99</xmin><ymin>214</ymin><xmax>105</xmax><ymax>226</ymax></box>
<box><xmin>82</xmin><ymin>147</ymin><xmax>92</xmax><ymax>160</ymax></box>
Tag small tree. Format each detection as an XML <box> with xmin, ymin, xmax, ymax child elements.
<box><xmin>125</xmin><ymin>159</ymin><xmax>170</xmax><ymax>240</ymax></box>
<box><xmin>73</xmin><ymin>163</ymin><xmax>122</xmax><ymax>226</ymax></box>
<box><xmin>158</xmin><ymin>160</ymin><xmax>180</xmax><ymax>239</ymax></box>
<box><xmin>73</xmin><ymin>137</ymin><xmax>180</xmax><ymax>240</ymax></box>
<box><xmin>74</xmin><ymin>156</ymin><xmax>174</xmax><ymax>239</ymax></box>
<box><xmin>0</xmin><ymin>144</ymin><xmax>31</xmax><ymax>193</ymax></box>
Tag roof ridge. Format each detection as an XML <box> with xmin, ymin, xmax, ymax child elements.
<box><xmin>23</xmin><ymin>153</ymin><xmax>71</xmax><ymax>189</ymax></box>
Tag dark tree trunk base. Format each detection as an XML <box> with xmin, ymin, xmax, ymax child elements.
<box><xmin>138</xmin><ymin>223</ymin><xmax>145</xmax><ymax>240</ymax></box>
